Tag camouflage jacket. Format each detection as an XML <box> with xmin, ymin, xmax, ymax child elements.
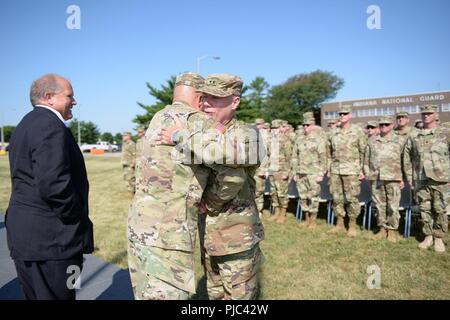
<box><xmin>403</xmin><ymin>127</ymin><xmax>450</xmax><ymax>183</ymax></box>
<box><xmin>329</xmin><ymin>124</ymin><xmax>367</xmax><ymax>175</ymax></box>
<box><xmin>268</xmin><ymin>131</ymin><xmax>292</xmax><ymax>175</ymax></box>
<box><xmin>255</xmin><ymin>129</ymin><xmax>271</xmax><ymax>175</ymax></box>
<box><xmin>202</xmin><ymin>119</ymin><xmax>265</xmax><ymax>256</ymax></box>
<box><xmin>291</xmin><ymin>129</ymin><xmax>327</xmax><ymax>176</ymax></box>
<box><xmin>128</xmin><ymin>101</ymin><xmax>214</xmax><ymax>254</ymax></box>
<box><xmin>364</xmin><ymin>132</ymin><xmax>404</xmax><ymax>181</ymax></box>
<box><xmin>121</xmin><ymin>140</ymin><xmax>136</xmax><ymax>168</ymax></box>
<box><xmin>135</xmin><ymin>137</ymin><xmax>144</xmax><ymax>160</ymax></box>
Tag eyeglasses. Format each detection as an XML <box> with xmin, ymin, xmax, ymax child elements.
<box><xmin>367</xmin><ymin>126</ymin><xmax>376</xmax><ymax>129</ymax></box>
<box><xmin>303</xmin><ymin>124</ymin><xmax>311</xmax><ymax>127</ymax></box>
<box><xmin>379</xmin><ymin>124</ymin><xmax>390</xmax><ymax>127</ymax></box>
<box><xmin>338</xmin><ymin>113</ymin><xmax>349</xmax><ymax>117</ymax></box>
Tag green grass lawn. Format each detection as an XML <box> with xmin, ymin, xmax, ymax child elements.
<box><xmin>1</xmin><ymin>155</ymin><xmax>449</xmax><ymax>299</ymax></box>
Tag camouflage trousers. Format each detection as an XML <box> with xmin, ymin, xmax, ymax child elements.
<box><xmin>127</xmin><ymin>240</ymin><xmax>194</xmax><ymax>300</ymax></box>
<box><xmin>205</xmin><ymin>244</ymin><xmax>263</xmax><ymax>300</ymax></box>
<box><xmin>372</xmin><ymin>181</ymin><xmax>401</xmax><ymax>230</ymax></box>
<box><xmin>254</xmin><ymin>175</ymin><xmax>266</xmax><ymax>212</ymax></box>
<box><xmin>296</xmin><ymin>174</ymin><xmax>321</xmax><ymax>215</ymax></box>
<box><xmin>330</xmin><ymin>174</ymin><xmax>361</xmax><ymax>219</ymax></box>
<box><xmin>416</xmin><ymin>180</ymin><xmax>449</xmax><ymax>239</ymax></box>
<box><xmin>122</xmin><ymin>165</ymin><xmax>135</xmax><ymax>193</ymax></box>
<box><xmin>269</xmin><ymin>174</ymin><xmax>289</xmax><ymax>208</ymax></box>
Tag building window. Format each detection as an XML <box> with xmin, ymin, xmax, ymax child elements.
<box><xmin>441</xmin><ymin>103</ymin><xmax>450</xmax><ymax>112</ymax></box>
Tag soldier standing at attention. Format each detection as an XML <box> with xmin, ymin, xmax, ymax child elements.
<box><xmin>121</xmin><ymin>132</ymin><xmax>136</xmax><ymax>193</ymax></box>
<box><xmin>364</xmin><ymin>116</ymin><xmax>404</xmax><ymax>242</ymax></box>
<box><xmin>254</xmin><ymin>118</ymin><xmax>271</xmax><ymax>217</ymax></box>
<box><xmin>394</xmin><ymin>111</ymin><xmax>414</xmax><ymax>146</ymax></box>
<box><xmin>268</xmin><ymin>119</ymin><xmax>292</xmax><ymax>223</ymax></box>
<box><xmin>291</xmin><ymin>113</ymin><xmax>328</xmax><ymax>229</ymax></box>
<box><xmin>328</xmin><ymin>105</ymin><xmax>367</xmax><ymax>237</ymax></box>
<box><xmin>135</xmin><ymin>126</ymin><xmax>146</xmax><ymax>160</ymax></box>
<box><xmin>403</xmin><ymin>105</ymin><xmax>449</xmax><ymax>253</ymax></box>
<box><xmin>366</xmin><ymin>120</ymin><xmax>379</xmax><ymax>139</ymax></box>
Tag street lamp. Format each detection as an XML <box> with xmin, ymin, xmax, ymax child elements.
<box><xmin>197</xmin><ymin>55</ymin><xmax>221</xmax><ymax>75</ymax></box>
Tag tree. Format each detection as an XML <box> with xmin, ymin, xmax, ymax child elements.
<box><xmin>114</xmin><ymin>132</ymin><xmax>122</xmax><ymax>144</ymax></box>
<box><xmin>236</xmin><ymin>76</ymin><xmax>270</xmax><ymax>123</ymax></box>
<box><xmin>264</xmin><ymin>70</ymin><xmax>344</xmax><ymax>126</ymax></box>
<box><xmin>68</xmin><ymin>119</ymin><xmax>100</xmax><ymax>144</ymax></box>
<box><xmin>100</xmin><ymin>132</ymin><xmax>114</xmax><ymax>143</ymax></box>
<box><xmin>1</xmin><ymin>125</ymin><xmax>16</xmax><ymax>142</ymax></box>
<box><xmin>134</xmin><ymin>76</ymin><xmax>175</xmax><ymax>127</ymax></box>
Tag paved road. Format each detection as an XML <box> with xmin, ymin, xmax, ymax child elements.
<box><xmin>0</xmin><ymin>215</ymin><xmax>133</xmax><ymax>300</ymax></box>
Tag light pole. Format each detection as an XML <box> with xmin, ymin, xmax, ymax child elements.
<box><xmin>77</xmin><ymin>104</ymin><xmax>81</xmax><ymax>145</ymax></box>
<box><xmin>197</xmin><ymin>55</ymin><xmax>221</xmax><ymax>75</ymax></box>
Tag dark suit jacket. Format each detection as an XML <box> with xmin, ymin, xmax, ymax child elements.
<box><xmin>6</xmin><ymin>107</ymin><xmax>94</xmax><ymax>261</ymax></box>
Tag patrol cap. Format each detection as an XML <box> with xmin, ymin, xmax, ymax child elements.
<box><xmin>175</xmin><ymin>72</ymin><xmax>205</xmax><ymax>89</ymax></box>
<box><xmin>420</xmin><ymin>104</ymin><xmax>439</xmax><ymax>114</ymax></box>
<box><xmin>254</xmin><ymin>118</ymin><xmax>265</xmax><ymax>125</ymax></box>
<box><xmin>122</xmin><ymin>131</ymin><xmax>132</xmax><ymax>136</ymax></box>
<box><xmin>198</xmin><ymin>73</ymin><xmax>243</xmax><ymax>97</ymax></box>
<box><xmin>396</xmin><ymin>111</ymin><xmax>409</xmax><ymax>117</ymax></box>
<box><xmin>366</xmin><ymin>120</ymin><xmax>379</xmax><ymax>128</ymax></box>
<box><xmin>281</xmin><ymin>120</ymin><xmax>288</xmax><ymax>126</ymax></box>
<box><xmin>297</xmin><ymin>124</ymin><xmax>303</xmax><ymax>130</ymax></box>
<box><xmin>328</xmin><ymin>119</ymin><xmax>337</xmax><ymax>125</ymax></box>
<box><xmin>378</xmin><ymin>116</ymin><xmax>393</xmax><ymax>125</ymax></box>
<box><xmin>303</xmin><ymin>112</ymin><xmax>314</xmax><ymax>119</ymax></box>
<box><xmin>271</xmin><ymin>119</ymin><xmax>283</xmax><ymax>128</ymax></box>
<box><xmin>137</xmin><ymin>126</ymin><xmax>146</xmax><ymax>131</ymax></box>
<box><xmin>338</xmin><ymin>104</ymin><xmax>352</xmax><ymax>114</ymax></box>
<box><xmin>264</xmin><ymin>122</ymin><xmax>271</xmax><ymax>128</ymax></box>
<box><xmin>414</xmin><ymin>119</ymin><xmax>423</xmax><ymax>125</ymax></box>
<box><xmin>303</xmin><ymin>115</ymin><xmax>316</xmax><ymax>125</ymax></box>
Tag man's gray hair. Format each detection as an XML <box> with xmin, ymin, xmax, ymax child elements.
<box><xmin>30</xmin><ymin>73</ymin><xmax>65</xmax><ymax>106</ymax></box>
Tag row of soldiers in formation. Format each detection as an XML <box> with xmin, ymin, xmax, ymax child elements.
<box><xmin>253</xmin><ymin>104</ymin><xmax>449</xmax><ymax>253</ymax></box>
<box><xmin>120</xmin><ymin>71</ymin><xmax>449</xmax><ymax>300</ymax></box>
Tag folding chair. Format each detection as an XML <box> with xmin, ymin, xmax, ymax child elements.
<box><xmin>264</xmin><ymin>177</ymin><xmax>274</xmax><ymax>215</ymax></box>
<box><xmin>320</xmin><ymin>176</ymin><xmax>334</xmax><ymax>225</ymax></box>
<box><xmin>399</xmin><ymin>184</ymin><xmax>413</xmax><ymax>238</ymax></box>
<box><xmin>359</xmin><ymin>179</ymin><xmax>373</xmax><ymax>230</ymax></box>
<box><xmin>287</xmin><ymin>179</ymin><xmax>303</xmax><ymax>222</ymax></box>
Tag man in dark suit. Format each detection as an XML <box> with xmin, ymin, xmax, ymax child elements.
<box><xmin>6</xmin><ymin>74</ymin><xmax>94</xmax><ymax>300</ymax></box>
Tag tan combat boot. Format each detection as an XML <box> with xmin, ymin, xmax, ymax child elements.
<box><xmin>308</xmin><ymin>213</ymin><xmax>317</xmax><ymax>230</ymax></box>
<box><xmin>347</xmin><ymin>217</ymin><xmax>359</xmax><ymax>237</ymax></box>
<box><xmin>386</xmin><ymin>230</ymin><xmax>398</xmax><ymax>243</ymax></box>
<box><xmin>434</xmin><ymin>238</ymin><xmax>446</xmax><ymax>253</ymax></box>
<box><xmin>329</xmin><ymin>216</ymin><xmax>345</xmax><ymax>234</ymax></box>
<box><xmin>299</xmin><ymin>211</ymin><xmax>310</xmax><ymax>228</ymax></box>
<box><xmin>418</xmin><ymin>235</ymin><xmax>433</xmax><ymax>250</ymax></box>
<box><xmin>268</xmin><ymin>207</ymin><xmax>280</xmax><ymax>222</ymax></box>
<box><xmin>276</xmin><ymin>207</ymin><xmax>287</xmax><ymax>223</ymax></box>
<box><xmin>372</xmin><ymin>227</ymin><xmax>387</xmax><ymax>241</ymax></box>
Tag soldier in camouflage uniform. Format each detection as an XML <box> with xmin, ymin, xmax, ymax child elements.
<box><xmin>394</xmin><ymin>111</ymin><xmax>415</xmax><ymax>146</ymax></box>
<box><xmin>121</xmin><ymin>132</ymin><xmax>136</xmax><ymax>193</ymax></box>
<box><xmin>128</xmin><ymin>72</ymin><xmax>243</xmax><ymax>300</ymax></box>
<box><xmin>291</xmin><ymin>113</ymin><xmax>328</xmax><ymax>229</ymax></box>
<box><xmin>135</xmin><ymin>126</ymin><xmax>146</xmax><ymax>160</ymax></box>
<box><xmin>254</xmin><ymin>118</ymin><xmax>271</xmax><ymax>216</ymax></box>
<box><xmin>268</xmin><ymin>119</ymin><xmax>293</xmax><ymax>223</ymax></box>
<box><xmin>403</xmin><ymin>105</ymin><xmax>449</xmax><ymax>253</ymax></box>
<box><xmin>364</xmin><ymin>116</ymin><xmax>404</xmax><ymax>242</ymax></box>
<box><xmin>328</xmin><ymin>105</ymin><xmax>367</xmax><ymax>237</ymax></box>
<box><xmin>196</xmin><ymin>74</ymin><xmax>265</xmax><ymax>300</ymax></box>
<box><xmin>366</xmin><ymin>120</ymin><xmax>379</xmax><ymax>139</ymax></box>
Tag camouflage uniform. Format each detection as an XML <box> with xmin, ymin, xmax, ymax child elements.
<box><xmin>254</xmin><ymin>119</ymin><xmax>270</xmax><ymax>215</ymax></box>
<box><xmin>121</xmin><ymin>136</ymin><xmax>136</xmax><ymax>193</ymax></box>
<box><xmin>268</xmin><ymin>119</ymin><xmax>292</xmax><ymax>223</ymax></box>
<box><xmin>197</xmin><ymin>74</ymin><xmax>265</xmax><ymax>300</ymax></box>
<box><xmin>403</xmin><ymin>105</ymin><xmax>449</xmax><ymax>250</ymax></box>
<box><xmin>329</xmin><ymin>105</ymin><xmax>367</xmax><ymax>232</ymax></box>
<box><xmin>135</xmin><ymin>127</ymin><xmax>146</xmax><ymax>160</ymax></box>
<box><xmin>291</xmin><ymin>115</ymin><xmax>327</xmax><ymax>226</ymax></box>
<box><xmin>128</xmin><ymin>73</ymin><xmax>234</xmax><ymax>299</ymax></box>
<box><xmin>364</xmin><ymin>117</ymin><xmax>404</xmax><ymax>234</ymax></box>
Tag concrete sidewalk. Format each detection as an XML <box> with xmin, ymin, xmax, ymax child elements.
<box><xmin>0</xmin><ymin>215</ymin><xmax>133</xmax><ymax>300</ymax></box>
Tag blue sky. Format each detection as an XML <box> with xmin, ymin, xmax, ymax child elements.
<box><xmin>1</xmin><ymin>0</ymin><xmax>449</xmax><ymax>134</ymax></box>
